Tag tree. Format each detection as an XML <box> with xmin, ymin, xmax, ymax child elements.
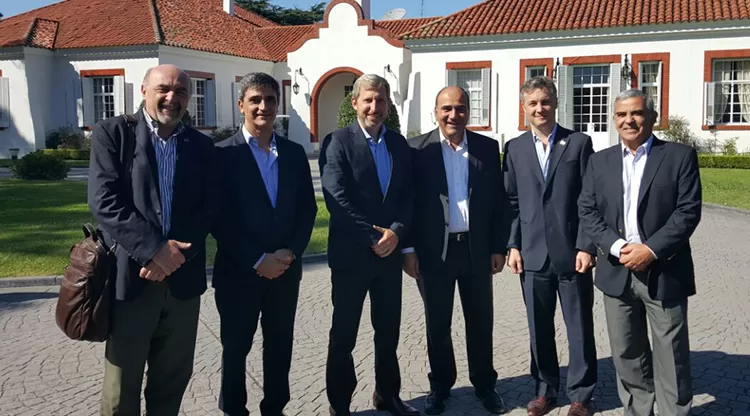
<box><xmin>337</xmin><ymin>93</ymin><xmax>401</xmax><ymax>133</ymax></box>
<box><xmin>236</xmin><ymin>0</ymin><xmax>325</xmax><ymax>25</ymax></box>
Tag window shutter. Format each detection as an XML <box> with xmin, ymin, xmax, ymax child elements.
<box><xmin>0</xmin><ymin>77</ymin><xmax>9</xmax><ymax>128</ymax></box>
<box><xmin>205</xmin><ymin>79</ymin><xmax>216</xmax><ymax>127</ymax></box>
<box><xmin>81</xmin><ymin>77</ymin><xmax>95</xmax><ymax>127</ymax></box>
<box><xmin>113</xmin><ymin>75</ymin><xmax>125</xmax><ymax>116</ymax></box>
<box><xmin>481</xmin><ymin>68</ymin><xmax>491</xmax><ymax>126</ymax></box>
<box><xmin>216</xmin><ymin>81</ymin><xmax>223</xmax><ymax>126</ymax></box>
<box><xmin>446</xmin><ymin>69</ymin><xmax>457</xmax><ymax>86</ymax></box>
<box><xmin>556</xmin><ymin>65</ymin><xmax>573</xmax><ymax>130</ymax></box>
<box><xmin>231</xmin><ymin>82</ymin><xmax>243</xmax><ymax>128</ymax></box>
<box><xmin>705</xmin><ymin>82</ymin><xmax>716</xmax><ymax>125</ymax></box>
<box><xmin>608</xmin><ymin>63</ymin><xmax>624</xmax><ymax>147</ymax></box>
<box><xmin>656</xmin><ymin>61</ymin><xmax>663</xmax><ymax>122</ymax></box>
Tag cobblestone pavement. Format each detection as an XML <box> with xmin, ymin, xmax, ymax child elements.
<box><xmin>1</xmin><ymin>206</ymin><xmax>749</xmax><ymax>416</ymax></box>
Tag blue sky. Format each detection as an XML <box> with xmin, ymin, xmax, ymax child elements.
<box><xmin>3</xmin><ymin>0</ymin><xmax>480</xmax><ymax>19</ymax></box>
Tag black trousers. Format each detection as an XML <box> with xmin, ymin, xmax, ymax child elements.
<box><xmin>521</xmin><ymin>257</ymin><xmax>597</xmax><ymax>403</ymax></box>
<box><xmin>215</xmin><ymin>270</ymin><xmax>302</xmax><ymax>416</ymax></box>
<box><xmin>418</xmin><ymin>239</ymin><xmax>497</xmax><ymax>394</ymax></box>
<box><xmin>326</xmin><ymin>260</ymin><xmax>403</xmax><ymax>411</ymax></box>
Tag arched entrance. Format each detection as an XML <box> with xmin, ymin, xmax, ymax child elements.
<box><xmin>311</xmin><ymin>66</ymin><xmax>363</xmax><ymax>143</ymax></box>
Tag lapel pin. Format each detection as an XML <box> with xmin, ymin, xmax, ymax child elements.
<box><xmin>559</xmin><ymin>140</ymin><xmax>566</xmax><ymax>146</ymax></box>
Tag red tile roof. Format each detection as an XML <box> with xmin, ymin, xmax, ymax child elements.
<box><xmin>234</xmin><ymin>6</ymin><xmax>278</xmax><ymax>27</ymax></box>
<box><xmin>27</xmin><ymin>18</ymin><xmax>59</xmax><ymax>49</ymax></box>
<box><xmin>402</xmin><ymin>0</ymin><xmax>750</xmax><ymax>39</ymax></box>
<box><xmin>0</xmin><ymin>0</ymin><xmax>275</xmax><ymax>59</ymax></box>
<box><xmin>0</xmin><ymin>0</ymin><xmax>156</xmax><ymax>49</ymax></box>
<box><xmin>256</xmin><ymin>25</ymin><xmax>315</xmax><ymax>62</ymax></box>
<box><xmin>156</xmin><ymin>0</ymin><xmax>271</xmax><ymax>60</ymax></box>
<box><xmin>376</xmin><ymin>17</ymin><xmax>440</xmax><ymax>37</ymax></box>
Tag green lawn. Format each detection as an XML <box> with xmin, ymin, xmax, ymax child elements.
<box><xmin>700</xmin><ymin>168</ymin><xmax>750</xmax><ymax>210</ymax></box>
<box><xmin>0</xmin><ymin>180</ymin><xmax>328</xmax><ymax>278</ymax></box>
<box><xmin>0</xmin><ymin>168</ymin><xmax>746</xmax><ymax>277</ymax></box>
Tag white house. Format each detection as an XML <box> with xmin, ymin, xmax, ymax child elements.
<box><xmin>2</xmin><ymin>0</ymin><xmax>750</xmax><ymax>158</ymax></box>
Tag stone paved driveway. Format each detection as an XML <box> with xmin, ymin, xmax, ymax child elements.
<box><xmin>1</xmin><ymin>206</ymin><xmax>749</xmax><ymax>416</ymax></box>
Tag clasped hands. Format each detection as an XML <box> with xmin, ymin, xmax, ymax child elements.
<box><xmin>139</xmin><ymin>239</ymin><xmax>192</xmax><ymax>281</ymax></box>
<box><xmin>619</xmin><ymin>243</ymin><xmax>655</xmax><ymax>272</ymax></box>
<box><xmin>256</xmin><ymin>248</ymin><xmax>295</xmax><ymax>279</ymax></box>
<box><xmin>371</xmin><ymin>225</ymin><xmax>398</xmax><ymax>258</ymax></box>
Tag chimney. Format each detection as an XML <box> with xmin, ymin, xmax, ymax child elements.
<box><xmin>355</xmin><ymin>0</ymin><xmax>371</xmax><ymax>19</ymax></box>
<box><xmin>223</xmin><ymin>0</ymin><xmax>234</xmax><ymax>16</ymax></box>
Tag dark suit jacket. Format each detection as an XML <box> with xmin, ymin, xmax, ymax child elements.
<box><xmin>319</xmin><ymin>123</ymin><xmax>413</xmax><ymax>271</ymax></box>
<box><xmin>578</xmin><ymin>137</ymin><xmax>702</xmax><ymax>301</ymax></box>
<box><xmin>211</xmin><ymin>131</ymin><xmax>317</xmax><ymax>287</ymax></box>
<box><xmin>407</xmin><ymin>129</ymin><xmax>506</xmax><ymax>277</ymax></box>
<box><xmin>503</xmin><ymin>125</ymin><xmax>595</xmax><ymax>273</ymax></box>
<box><xmin>88</xmin><ymin>111</ymin><xmax>217</xmax><ymax>301</ymax></box>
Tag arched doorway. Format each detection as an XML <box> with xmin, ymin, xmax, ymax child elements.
<box><xmin>311</xmin><ymin>66</ymin><xmax>363</xmax><ymax>144</ymax></box>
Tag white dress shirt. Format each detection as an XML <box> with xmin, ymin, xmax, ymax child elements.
<box><xmin>609</xmin><ymin>135</ymin><xmax>656</xmax><ymax>258</ymax></box>
<box><xmin>440</xmin><ymin>129</ymin><xmax>470</xmax><ymax>233</ymax></box>
<box><xmin>401</xmin><ymin>129</ymin><xmax>470</xmax><ymax>255</ymax></box>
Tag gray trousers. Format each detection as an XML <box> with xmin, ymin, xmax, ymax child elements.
<box><xmin>603</xmin><ymin>275</ymin><xmax>692</xmax><ymax>416</ymax></box>
<box><xmin>100</xmin><ymin>281</ymin><xmax>201</xmax><ymax>416</ymax></box>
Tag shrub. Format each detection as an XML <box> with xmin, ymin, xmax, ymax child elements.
<box><xmin>10</xmin><ymin>151</ymin><xmax>68</xmax><ymax>180</ymax></box>
<box><xmin>337</xmin><ymin>93</ymin><xmax>401</xmax><ymax>133</ymax></box>
<box><xmin>274</xmin><ymin>115</ymin><xmax>290</xmax><ymax>138</ymax></box>
<box><xmin>406</xmin><ymin>130</ymin><xmax>422</xmax><ymax>138</ymax></box>
<box><xmin>39</xmin><ymin>149</ymin><xmax>90</xmax><ymax>160</ymax></box>
<box><xmin>698</xmin><ymin>155</ymin><xmax>750</xmax><ymax>169</ymax></box>
<box><xmin>723</xmin><ymin>137</ymin><xmax>738</xmax><ymax>155</ymax></box>
<box><xmin>210</xmin><ymin>126</ymin><xmax>237</xmax><ymax>143</ymax></box>
<box><xmin>659</xmin><ymin>116</ymin><xmax>699</xmax><ymax>148</ymax></box>
<box><xmin>46</xmin><ymin>126</ymin><xmax>88</xmax><ymax>150</ymax></box>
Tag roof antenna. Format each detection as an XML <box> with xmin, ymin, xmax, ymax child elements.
<box><xmin>420</xmin><ymin>0</ymin><xmax>425</xmax><ymax>17</ymax></box>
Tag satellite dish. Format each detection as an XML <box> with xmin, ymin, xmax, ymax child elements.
<box><xmin>381</xmin><ymin>8</ymin><xmax>407</xmax><ymax>20</ymax></box>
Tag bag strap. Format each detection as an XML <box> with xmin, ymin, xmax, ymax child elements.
<box><xmin>104</xmin><ymin>114</ymin><xmax>138</xmax><ymax>254</ymax></box>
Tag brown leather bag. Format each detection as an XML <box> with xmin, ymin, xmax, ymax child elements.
<box><xmin>55</xmin><ymin>224</ymin><xmax>117</xmax><ymax>342</ymax></box>
<box><xmin>55</xmin><ymin>114</ymin><xmax>136</xmax><ymax>342</ymax></box>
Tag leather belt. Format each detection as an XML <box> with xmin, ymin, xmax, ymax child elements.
<box><xmin>448</xmin><ymin>232</ymin><xmax>469</xmax><ymax>242</ymax></box>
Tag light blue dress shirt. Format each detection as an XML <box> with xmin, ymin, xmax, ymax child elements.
<box><xmin>243</xmin><ymin>126</ymin><xmax>279</xmax><ymax>208</ymax></box>
<box><xmin>143</xmin><ymin>109</ymin><xmax>182</xmax><ymax>236</ymax></box>
<box><xmin>532</xmin><ymin>123</ymin><xmax>558</xmax><ymax>180</ymax></box>
<box><xmin>361</xmin><ymin>124</ymin><xmax>391</xmax><ymax>196</ymax></box>
<box><xmin>242</xmin><ymin>126</ymin><xmax>279</xmax><ymax>269</ymax></box>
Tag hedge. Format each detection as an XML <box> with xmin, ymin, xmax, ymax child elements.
<box><xmin>698</xmin><ymin>155</ymin><xmax>750</xmax><ymax>169</ymax></box>
<box><xmin>39</xmin><ymin>149</ymin><xmax>90</xmax><ymax>160</ymax></box>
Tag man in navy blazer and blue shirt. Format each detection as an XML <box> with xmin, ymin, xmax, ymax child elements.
<box><xmin>403</xmin><ymin>86</ymin><xmax>509</xmax><ymax>415</ymax></box>
<box><xmin>89</xmin><ymin>64</ymin><xmax>218</xmax><ymax>415</ymax></box>
<box><xmin>578</xmin><ymin>89</ymin><xmax>701</xmax><ymax>416</ymax></box>
<box><xmin>319</xmin><ymin>74</ymin><xmax>416</xmax><ymax>416</ymax></box>
<box><xmin>503</xmin><ymin>76</ymin><xmax>597</xmax><ymax>416</ymax></box>
<box><xmin>212</xmin><ymin>73</ymin><xmax>317</xmax><ymax>416</ymax></box>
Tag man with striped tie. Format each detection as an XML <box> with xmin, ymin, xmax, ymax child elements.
<box><xmin>88</xmin><ymin>64</ymin><xmax>218</xmax><ymax>416</ymax></box>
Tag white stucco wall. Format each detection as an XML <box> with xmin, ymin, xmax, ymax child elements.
<box><xmin>55</xmin><ymin>49</ymin><xmax>158</xmax><ymax>130</ymax></box>
<box><xmin>318</xmin><ymin>72</ymin><xmax>353</xmax><ymax>140</ymax></box>
<box><xmin>160</xmin><ymin>46</ymin><xmax>273</xmax><ymax>132</ymax></box>
<box><xmin>0</xmin><ymin>54</ymin><xmax>32</xmax><ymax>158</ymax></box>
<box><xmin>286</xmin><ymin>1</ymin><xmax>411</xmax><ymax>153</ymax></box>
<box><xmin>409</xmin><ymin>27</ymin><xmax>750</xmax><ymax>152</ymax></box>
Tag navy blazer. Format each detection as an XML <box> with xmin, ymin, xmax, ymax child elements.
<box><xmin>211</xmin><ymin>131</ymin><xmax>317</xmax><ymax>287</ymax></box>
<box><xmin>503</xmin><ymin>126</ymin><xmax>595</xmax><ymax>273</ymax></box>
<box><xmin>88</xmin><ymin>111</ymin><xmax>218</xmax><ymax>301</ymax></box>
<box><xmin>407</xmin><ymin>129</ymin><xmax>507</xmax><ymax>277</ymax></box>
<box><xmin>578</xmin><ymin>138</ymin><xmax>702</xmax><ymax>301</ymax></box>
<box><xmin>319</xmin><ymin>123</ymin><xmax>413</xmax><ymax>271</ymax></box>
